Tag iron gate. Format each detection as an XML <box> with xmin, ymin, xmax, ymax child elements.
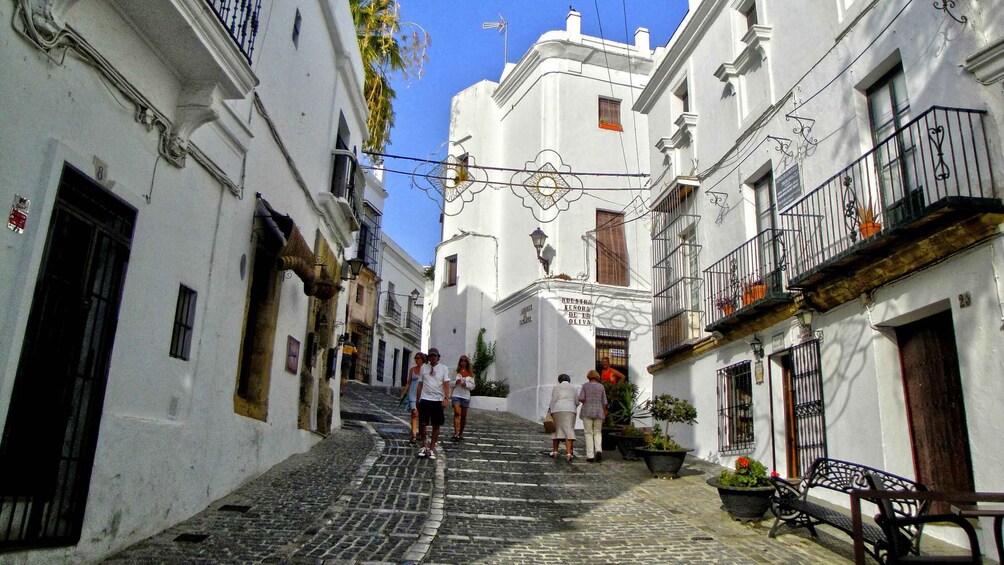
<box><xmin>786</xmin><ymin>339</ymin><xmax>827</xmax><ymax>476</ymax></box>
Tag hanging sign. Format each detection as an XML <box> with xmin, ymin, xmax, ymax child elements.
<box><xmin>7</xmin><ymin>194</ymin><xmax>30</xmax><ymax>234</ymax></box>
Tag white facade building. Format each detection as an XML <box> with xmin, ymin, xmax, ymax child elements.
<box><xmin>427</xmin><ymin>10</ymin><xmax>656</xmax><ymax>423</ymax></box>
<box><xmin>638</xmin><ymin>0</ymin><xmax>1004</xmax><ymax>552</ymax></box>
<box><xmin>0</xmin><ymin>1</ymin><xmax>366</xmax><ymax>561</ymax></box>
<box><xmin>373</xmin><ymin>237</ymin><xmax>426</xmax><ymax>388</ymax></box>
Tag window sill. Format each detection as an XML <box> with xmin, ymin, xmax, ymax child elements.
<box><xmin>599</xmin><ymin>122</ymin><xmax>624</xmax><ymax>132</ymax></box>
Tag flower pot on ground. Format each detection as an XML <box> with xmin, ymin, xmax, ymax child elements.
<box><xmin>615</xmin><ymin>425</ymin><xmax>647</xmax><ymax>461</ymax></box>
<box><xmin>639</xmin><ymin>394</ymin><xmax>698</xmax><ymax>478</ymax></box>
<box><xmin>603</xmin><ymin>381</ymin><xmax>649</xmax><ymax>452</ymax></box>
<box><xmin>708</xmin><ymin>456</ymin><xmax>775</xmax><ymax>522</ymax></box>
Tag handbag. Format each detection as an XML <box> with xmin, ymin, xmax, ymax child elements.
<box><xmin>543</xmin><ymin>412</ymin><xmax>556</xmax><ymax>434</ymax></box>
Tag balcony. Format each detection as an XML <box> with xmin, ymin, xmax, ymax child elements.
<box><xmin>317</xmin><ymin>149</ymin><xmax>364</xmax><ymax>247</ymax></box>
<box><xmin>384</xmin><ymin>298</ymin><xmax>402</xmax><ymax>324</ymax></box>
<box><xmin>108</xmin><ymin>0</ymin><xmax>258</xmax><ymax>98</ymax></box>
<box><xmin>704</xmin><ymin>228</ymin><xmax>793</xmax><ymax>333</ymax></box>
<box><xmin>781</xmin><ymin>106</ymin><xmax>1004</xmax><ymax>311</ymax></box>
<box><xmin>406</xmin><ymin>312</ymin><xmax>422</xmax><ymax>336</ymax></box>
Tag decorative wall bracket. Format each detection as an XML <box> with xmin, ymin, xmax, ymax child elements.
<box><xmin>766</xmin><ymin>135</ymin><xmax>794</xmax><ymax>158</ymax></box>
<box><xmin>934</xmin><ymin>1</ymin><xmax>967</xmax><ymax>24</ymax></box>
<box><xmin>786</xmin><ymin>113</ymin><xmax>818</xmax><ymax>146</ymax></box>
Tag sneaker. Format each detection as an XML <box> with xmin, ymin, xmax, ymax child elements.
<box><xmin>417</xmin><ymin>447</ymin><xmax>428</xmax><ymax>458</ymax></box>
<box><xmin>428</xmin><ymin>449</ymin><xmax>437</xmax><ymax>460</ymax></box>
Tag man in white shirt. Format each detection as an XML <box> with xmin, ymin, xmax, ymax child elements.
<box><xmin>415</xmin><ymin>347</ymin><xmax>451</xmax><ymax>459</ymax></box>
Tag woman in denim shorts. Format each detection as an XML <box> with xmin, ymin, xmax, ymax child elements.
<box><xmin>450</xmin><ymin>355</ymin><xmax>475</xmax><ymax>441</ymax></box>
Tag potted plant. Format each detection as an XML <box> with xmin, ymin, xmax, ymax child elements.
<box><xmin>615</xmin><ymin>423</ymin><xmax>648</xmax><ymax>461</ymax></box>
<box><xmin>602</xmin><ymin>381</ymin><xmax>642</xmax><ymax>452</ymax></box>
<box><xmin>706</xmin><ymin>456</ymin><xmax>777</xmax><ymax>522</ymax></box>
<box><xmin>635</xmin><ymin>394</ymin><xmax>698</xmax><ymax>478</ymax></box>
<box><xmin>856</xmin><ymin>201</ymin><xmax>882</xmax><ymax>238</ymax></box>
<box><xmin>741</xmin><ymin>276</ymin><xmax>766</xmax><ymax>306</ymax></box>
<box><xmin>714</xmin><ymin>296</ymin><xmax>736</xmax><ymax>316</ymax></box>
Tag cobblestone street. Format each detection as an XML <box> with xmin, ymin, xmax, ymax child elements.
<box><xmin>106</xmin><ymin>383</ymin><xmax>863</xmax><ymax>564</ymax></box>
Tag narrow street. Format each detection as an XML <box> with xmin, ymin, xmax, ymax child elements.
<box><xmin>105</xmin><ymin>384</ymin><xmax>858</xmax><ymax>564</ymax></box>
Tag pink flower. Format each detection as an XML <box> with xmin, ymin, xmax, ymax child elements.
<box><xmin>770</xmin><ymin>470</ymin><xmax>780</xmax><ymax>478</ymax></box>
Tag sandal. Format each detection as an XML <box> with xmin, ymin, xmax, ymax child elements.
<box><xmin>566</xmin><ymin>453</ymin><xmax>574</xmax><ymax>462</ymax></box>
<box><xmin>549</xmin><ymin>451</ymin><xmax>557</xmax><ymax>458</ymax></box>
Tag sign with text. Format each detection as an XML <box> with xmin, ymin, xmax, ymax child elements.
<box><xmin>518</xmin><ymin>303</ymin><xmax>533</xmax><ymax>326</ymax></box>
<box><xmin>776</xmin><ymin>165</ymin><xmax>802</xmax><ymax>211</ymax></box>
<box><xmin>560</xmin><ymin>296</ymin><xmax>592</xmax><ymax>326</ymax></box>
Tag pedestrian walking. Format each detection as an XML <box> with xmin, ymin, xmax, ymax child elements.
<box><xmin>450</xmin><ymin>355</ymin><xmax>475</xmax><ymax>441</ymax></box>
<box><xmin>416</xmin><ymin>347</ymin><xmax>450</xmax><ymax>460</ymax></box>
<box><xmin>399</xmin><ymin>352</ymin><xmax>426</xmax><ymax>443</ymax></box>
<box><xmin>578</xmin><ymin>369</ymin><xmax>608</xmax><ymax>462</ymax></box>
<box><xmin>547</xmin><ymin>373</ymin><xmax>579</xmax><ymax>461</ymax></box>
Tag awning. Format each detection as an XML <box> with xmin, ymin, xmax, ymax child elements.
<box><xmin>256</xmin><ymin>194</ymin><xmax>319</xmax><ymax>297</ymax></box>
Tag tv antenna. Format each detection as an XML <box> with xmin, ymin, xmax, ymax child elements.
<box><xmin>481</xmin><ymin>13</ymin><xmax>509</xmax><ymax>65</ymax></box>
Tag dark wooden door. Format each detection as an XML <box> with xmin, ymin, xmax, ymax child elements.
<box><xmin>896</xmin><ymin>310</ymin><xmax>973</xmax><ymax>511</ymax></box>
<box><xmin>0</xmin><ymin>166</ymin><xmax>135</xmax><ymax>548</ymax></box>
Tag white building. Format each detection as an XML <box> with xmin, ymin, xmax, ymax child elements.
<box><xmin>372</xmin><ymin>237</ymin><xmax>426</xmax><ymax>388</ymax></box>
<box><xmin>638</xmin><ymin>0</ymin><xmax>1004</xmax><ymax>552</ymax></box>
<box><xmin>0</xmin><ymin>1</ymin><xmax>366</xmax><ymax>561</ymax></box>
<box><xmin>426</xmin><ymin>10</ymin><xmax>656</xmax><ymax>423</ymax></box>
<box><xmin>342</xmin><ymin>172</ymin><xmax>385</xmax><ymax>385</ymax></box>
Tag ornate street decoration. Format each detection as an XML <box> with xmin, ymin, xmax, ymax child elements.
<box><xmin>928</xmin><ymin>125</ymin><xmax>951</xmax><ymax>181</ymax></box>
<box><xmin>411</xmin><ymin>141</ymin><xmax>487</xmax><ymax>216</ymax></box>
<box><xmin>934</xmin><ymin>1</ymin><xmax>967</xmax><ymax>24</ymax></box>
<box><xmin>510</xmin><ymin>149</ymin><xmax>583</xmax><ymax>223</ymax></box>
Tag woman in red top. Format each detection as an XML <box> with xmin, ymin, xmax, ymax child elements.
<box><xmin>600</xmin><ymin>356</ymin><xmax>626</xmax><ymax>384</ymax></box>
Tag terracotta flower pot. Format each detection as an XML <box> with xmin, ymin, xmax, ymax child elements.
<box><xmin>719</xmin><ymin>304</ymin><xmax>735</xmax><ymax>316</ymax></box>
<box><xmin>859</xmin><ymin>221</ymin><xmax>882</xmax><ymax>239</ymax></box>
<box><xmin>742</xmin><ymin>283</ymin><xmax>766</xmax><ymax>305</ymax></box>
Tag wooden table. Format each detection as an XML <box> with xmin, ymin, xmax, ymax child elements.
<box><xmin>951</xmin><ymin>503</ymin><xmax>1004</xmax><ymax>563</ymax></box>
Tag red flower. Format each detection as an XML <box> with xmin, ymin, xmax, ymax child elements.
<box><xmin>770</xmin><ymin>470</ymin><xmax>780</xmax><ymax>478</ymax></box>
<box><xmin>737</xmin><ymin>456</ymin><xmax>750</xmax><ymax>468</ymax></box>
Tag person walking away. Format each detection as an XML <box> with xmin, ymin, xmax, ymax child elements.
<box><xmin>548</xmin><ymin>373</ymin><xmax>580</xmax><ymax>461</ymax></box>
<box><xmin>450</xmin><ymin>355</ymin><xmax>475</xmax><ymax>441</ymax></box>
<box><xmin>578</xmin><ymin>370</ymin><xmax>608</xmax><ymax>462</ymax></box>
<box><xmin>415</xmin><ymin>347</ymin><xmax>450</xmax><ymax>460</ymax></box>
<box><xmin>599</xmin><ymin>356</ymin><xmax>626</xmax><ymax>385</ymax></box>
<box><xmin>399</xmin><ymin>352</ymin><xmax>425</xmax><ymax>443</ymax></box>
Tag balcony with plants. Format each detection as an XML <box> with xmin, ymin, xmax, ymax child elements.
<box><xmin>704</xmin><ymin>228</ymin><xmax>793</xmax><ymax>333</ymax></box>
<box><xmin>780</xmin><ymin>106</ymin><xmax>1004</xmax><ymax>311</ymax></box>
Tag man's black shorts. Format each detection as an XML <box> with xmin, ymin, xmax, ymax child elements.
<box><xmin>418</xmin><ymin>399</ymin><xmax>445</xmax><ymax>426</ymax></box>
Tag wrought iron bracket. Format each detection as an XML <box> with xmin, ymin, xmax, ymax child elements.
<box><xmin>766</xmin><ymin>135</ymin><xmax>794</xmax><ymax>158</ymax></box>
<box><xmin>786</xmin><ymin>113</ymin><xmax>818</xmax><ymax>146</ymax></box>
<box><xmin>934</xmin><ymin>1</ymin><xmax>967</xmax><ymax>24</ymax></box>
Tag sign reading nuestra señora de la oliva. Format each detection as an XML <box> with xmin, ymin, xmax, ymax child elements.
<box><xmin>560</xmin><ymin>296</ymin><xmax>592</xmax><ymax>326</ymax></box>
<box><xmin>519</xmin><ymin>303</ymin><xmax>533</xmax><ymax>326</ymax></box>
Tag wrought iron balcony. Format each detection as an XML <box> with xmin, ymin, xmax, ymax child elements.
<box><xmin>385</xmin><ymin>298</ymin><xmax>402</xmax><ymax>323</ymax></box>
<box><xmin>704</xmin><ymin>228</ymin><xmax>792</xmax><ymax>332</ymax></box>
<box><xmin>206</xmin><ymin>0</ymin><xmax>262</xmax><ymax>63</ymax></box>
<box><xmin>406</xmin><ymin>313</ymin><xmax>422</xmax><ymax>336</ymax></box>
<box><xmin>781</xmin><ymin>106</ymin><xmax>1003</xmax><ymax>305</ymax></box>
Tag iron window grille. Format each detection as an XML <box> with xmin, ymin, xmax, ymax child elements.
<box><xmin>376</xmin><ymin>340</ymin><xmax>386</xmax><ymax>382</ymax></box>
<box><xmin>717</xmin><ymin>360</ymin><xmax>754</xmax><ymax>452</ymax></box>
<box><xmin>170</xmin><ymin>285</ymin><xmax>197</xmax><ymax>360</ymax></box>
<box><xmin>595</xmin><ymin>328</ymin><xmax>630</xmax><ymax>381</ymax></box>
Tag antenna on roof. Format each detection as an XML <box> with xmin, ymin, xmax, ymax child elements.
<box><xmin>481</xmin><ymin>13</ymin><xmax>509</xmax><ymax>66</ymax></box>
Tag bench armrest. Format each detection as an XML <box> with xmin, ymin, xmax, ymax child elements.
<box><xmin>877</xmin><ymin>513</ymin><xmax>982</xmax><ymax>562</ymax></box>
<box><xmin>770</xmin><ymin>476</ymin><xmax>803</xmax><ymax>500</ymax></box>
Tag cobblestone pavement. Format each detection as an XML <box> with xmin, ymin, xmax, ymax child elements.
<box><xmin>106</xmin><ymin>383</ymin><xmax>888</xmax><ymax>564</ymax></box>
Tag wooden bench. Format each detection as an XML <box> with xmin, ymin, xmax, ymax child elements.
<box><xmin>769</xmin><ymin>458</ymin><xmax>930</xmax><ymax>563</ymax></box>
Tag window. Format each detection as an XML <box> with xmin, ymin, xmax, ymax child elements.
<box><xmin>392</xmin><ymin>348</ymin><xmax>400</xmax><ymax>386</ymax></box>
<box><xmin>598</xmin><ymin>98</ymin><xmax>622</xmax><ymax>131</ymax></box>
<box><xmin>331</xmin><ymin>128</ymin><xmax>354</xmax><ymax>199</ymax></box>
<box><xmin>292</xmin><ymin>9</ymin><xmax>302</xmax><ymax>48</ymax></box>
<box><xmin>170</xmin><ymin>285</ymin><xmax>197</xmax><ymax>360</ymax></box>
<box><xmin>867</xmin><ymin>64</ymin><xmax>915</xmax><ymax>214</ymax></box>
<box><xmin>717</xmin><ymin>361</ymin><xmax>754</xmax><ymax>452</ymax></box>
<box><xmin>596</xmin><ymin>210</ymin><xmax>628</xmax><ymax>286</ymax></box>
<box><xmin>355</xmin><ymin>283</ymin><xmax>365</xmax><ymax>305</ymax></box>
<box><xmin>376</xmin><ymin>340</ymin><xmax>386</xmax><ymax>382</ymax></box>
<box><xmin>652</xmin><ymin>190</ymin><xmax>701</xmax><ymax>357</ymax></box>
<box><xmin>595</xmin><ymin>328</ymin><xmax>630</xmax><ymax>381</ymax></box>
<box><xmin>754</xmin><ymin>173</ymin><xmax>776</xmax><ymax>233</ymax></box>
<box><xmin>444</xmin><ymin>254</ymin><xmax>458</xmax><ymax>287</ymax></box>
<box><xmin>675</xmin><ymin>81</ymin><xmax>690</xmax><ymax>114</ymax></box>
<box><xmin>741</xmin><ymin>1</ymin><xmax>758</xmax><ymax>29</ymax></box>
<box><xmin>401</xmin><ymin>347</ymin><xmax>412</xmax><ymax>385</ymax></box>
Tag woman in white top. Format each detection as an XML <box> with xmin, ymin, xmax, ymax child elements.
<box><xmin>547</xmin><ymin>373</ymin><xmax>580</xmax><ymax>461</ymax></box>
<box><xmin>450</xmin><ymin>355</ymin><xmax>476</xmax><ymax>441</ymax></box>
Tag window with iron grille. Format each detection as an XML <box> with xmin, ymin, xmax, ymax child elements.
<box><xmin>717</xmin><ymin>361</ymin><xmax>754</xmax><ymax>452</ymax></box>
<box><xmin>596</xmin><ymin>210</ymin><xmax>628</xmax><ymax>286</ymax></box>
<box><xmin>595</xmin><ymin>328</ymin><xmax>630</xmax><ymax>381</ymax></box>
<box><xmin>376</xmin><ymin>340</ymin><xmax>386</xmax><ymax>382</ymax></box>
<box><xmin>445</xmin><ymin>254</ymin><xmax>458</xmax><ymax>287</ymax></box>
<box><xmin>170</xmin><ymin>285</ymin><xmax>197</xmax><ymax>360</ymax></box>
<box><xmin>598</xmin><ymin>98</ymin><xmax>622</xmax><ymax>131</ymax></box>
<box><xmin>652</xmin><ymin>187</ymin><xmax>701</xmax><ymax>358</ymax></box>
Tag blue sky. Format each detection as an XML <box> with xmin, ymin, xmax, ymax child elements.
<box><xmin>376</xmin><ymin>1</ymin><xmax>689</xmax><ymax>265</ymax></box>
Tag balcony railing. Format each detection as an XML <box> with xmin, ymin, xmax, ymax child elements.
<box><xmin>781</xmin><ymin>106</ymin><xmax>1000</xmax><ymax>288</ymax></box>
<box><xmin>385</xmin><ymin>298</ymin><xmax>402</xmax><ymax>323</ymax></box>
<box><xmin>704</xmin><ymin>228</ymin><xmax>792</xmax><ymax>332</ymax></box>
<box><xmin>206</xmin><ymin>0</ymin><xmax>262</xmax><ymax>63</ymax></box>
<box><xmin>406</xmin><ymin>312</ymin><xmax>422</xmax><ymax>335</ymax></box>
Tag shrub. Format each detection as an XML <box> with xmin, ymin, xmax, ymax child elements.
<box><xmin>476</xmin><ymin>379</ymin><xmax>509</xmax><ymax>398</ymax></box>
<box><xmin>717</xmin><ymin>456</ymin><xmax>772</xmax><ymax>488</ymax></box>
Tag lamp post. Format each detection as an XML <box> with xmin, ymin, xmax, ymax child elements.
<box><xmin>529</xmin><ymin>227</ymin><xmax>550</xmax><ymax>276</ymax></box>
<box><xmin>341</xmin><ymin>257</ymin><xmax>366</xmax><ymax>281</ymax></box>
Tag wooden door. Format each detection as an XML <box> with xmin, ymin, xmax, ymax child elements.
<box><xmin>896</xmin><ymin>310</ymin><xmax>973</xmax><ymax>511</ymax></box>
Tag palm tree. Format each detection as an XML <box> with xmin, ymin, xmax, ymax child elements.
<box><xmin>349</xmin><ymin>0</ymin><xmax>429</xmax><ymax>161</ymax></box>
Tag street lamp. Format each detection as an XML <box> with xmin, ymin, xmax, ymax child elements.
<box><xmin>749</xmin><ymin>335</ymin><xmax>764</xmax><ymax>359</ymax></box>
<box><xmin>341</xmin><ymin>257</ymin><xmax>366</xmax><ymax>281</ymax></box>
<box><xmin>529</xmin><ymin>227</ymin><xmax>550</xmax><ymax>276</ymax></box>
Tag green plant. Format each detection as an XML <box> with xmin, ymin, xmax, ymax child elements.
<box><xmin>621</xmin><ymin>424</ymin><xmax>647</xmax><ymax>438</ymax></box>
<box><xmin>423</xmin><ymin>265</ymin><xmax>435</xmax><ymax>281</ymax></box>
<box><xmin>644</xmin><ymin>394</ymin><xmax>698</xmax><ymax>451</ymax></box>
<box><xmin>717</xmin><ymin>456</ymin><xmax>772</xmax><ymax>488</ymax></box>
<box><xmin>604</xmin><ymin>381</ymin><xmax>648</xmax><ymax>427</ymax></box>
<box><xmin>471</xmin><ymin>328</ymin><xmax>497</xmax><ymax>392</ymax></box>
<box><xmin>475</xmin><ymin>379</ymin><xmax>509</xmax><ymax>398</ymax></box>
<box><xmin>856</xmin><ymin>201</ymin><xmax>878</xmax><ymax>224</ymax></box>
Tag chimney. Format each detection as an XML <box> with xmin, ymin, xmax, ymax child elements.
<box><xmin>634</xmin><ymin>27</ymin><xmax>650</xmax><ymax>52</ymax></box>
<box><xmin>566</xmin><ymin>8</ymin><xmax>581</xmax><ymax>38</ymax></box>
